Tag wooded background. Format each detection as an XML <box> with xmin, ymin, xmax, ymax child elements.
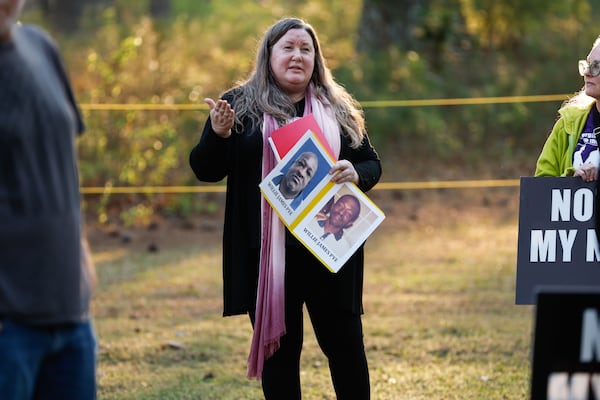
<box><xmin>20</xmin><ymin>0</ymin><xmax>600</xmax><ymax>224</ymax></box>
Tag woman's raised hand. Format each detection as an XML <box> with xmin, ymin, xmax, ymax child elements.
<box><xmin>205</xmin><ymin>98</ymin><xmax>234</xmax><ymax>138</ymax></box>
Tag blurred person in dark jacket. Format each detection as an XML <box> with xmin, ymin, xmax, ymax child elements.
<box><xmin>0</xmin><ymin>1</ymin><xmax>97</xmax><ymax>398</ymax></box>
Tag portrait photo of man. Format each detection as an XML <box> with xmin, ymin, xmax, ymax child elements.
<box><xmin>315</xmin><ymin>194</ymin><xmax>361</xmax><ymax>241</ymax></box>
<box><xmin>272</xmin><ymin>151</ymin><xmax>319</xmax><ymax>209</ymax></box>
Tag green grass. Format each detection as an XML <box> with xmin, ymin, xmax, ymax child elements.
<box><xmin>92</xmin><ymin>189</ymin><xmax>532</xmax><ymax>399</ymax></box>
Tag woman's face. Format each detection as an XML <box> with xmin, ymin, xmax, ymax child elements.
<box><xmin>583</xmin><ymin>44</ymin><xmax>600</xmax><ymax>100</ymax></box>
<box><xmin>269</xmin><ymin>28</ymin><xmax>315</xmax><ymax>101</ymax></box>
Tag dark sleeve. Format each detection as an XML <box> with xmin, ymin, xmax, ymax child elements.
<box><xmin>189</xmin><ymin>93</ymin><xmax>235</xmax><ymax>182</ymax></box>
<box><xmin>58</xmin><ymin>65</ymin><xmax>85</xmax><ymax>135</ymax></box>
<box><xmin>339</xmin><ymin>132</ymin><xmax>382</xmax><ymax>192</ymax></box>
<box><xmin>55</xmin><ymin>56</ymin><xmax>85</xmax><ymax>135</ymax></box>
<box><xmin>31</xmin><ymin>25</ymin><xmax>85</xmax><ymax>135</ymax></box>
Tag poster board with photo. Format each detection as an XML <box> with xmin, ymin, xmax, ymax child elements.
<box><xmin>259</xmin><ymin>130</ymin><xmax>335</xmax><ymax>226</ymax></box>
<box><xmin>259</xmin><ymin>130</ymin><xmax>385</xmax><ymax>272</ymax></box>
<box><xmin>291</xmin><ymin>182</ymin><xmax>385</xmax><ymax>272</ymax></box>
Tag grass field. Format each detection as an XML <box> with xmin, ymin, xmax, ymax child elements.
<box><xmin>90</xmin><ymin>187</ymin><xmax>533</xmax><ymax>399</ymax></box>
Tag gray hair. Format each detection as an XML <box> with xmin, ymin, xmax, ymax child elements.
<box><xmin>229</xmin><ymin>17</ymin><xmax>365</xmax><ymax>148</ymax></box>
<box><xmin>561</xmin><ymin>35</ymin><xmax>600</xmax><ymax>110</ymax></box>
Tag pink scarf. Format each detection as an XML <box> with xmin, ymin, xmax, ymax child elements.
<box><xmin>247</xmin><ymin>85</ymin><xmax>341</xmax><ymax>378</ymax></box>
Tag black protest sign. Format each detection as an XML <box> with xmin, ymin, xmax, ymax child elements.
<box><xmin>516</xmin><ymin>177</ymin><xmax>600</xmax><ymax>304</ymax></box>
<box><xmin>531</xmin><ymin>289</ymin><xmax>600</xmax><ymax>400</ymax></box>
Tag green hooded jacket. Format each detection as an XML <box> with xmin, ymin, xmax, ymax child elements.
<box><xmin>535</xmin><ymin>102</ymin><xmax>595</xmax><ymax>177</ymax></box>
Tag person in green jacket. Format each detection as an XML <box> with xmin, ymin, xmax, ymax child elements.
<box><xmin>536</xmin><ymin>35</ymin><xmax>600</xmax><ymax>182</ymax></box>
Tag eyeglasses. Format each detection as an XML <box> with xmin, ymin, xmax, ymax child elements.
<box><xmin>578</xmin><ymin>59</ymin><xmax>600</xmax><ymax>77</ymax></box>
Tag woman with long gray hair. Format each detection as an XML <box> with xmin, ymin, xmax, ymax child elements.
<box><xmin>190</xmin><ymin>17</ymin><xmax>381</xmax><ymax>399</ymax></box>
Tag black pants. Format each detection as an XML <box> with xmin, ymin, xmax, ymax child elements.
<box><xmin>253</xmin><ymin>245</ymin><xmax>370</xmax><ymax>399</ymax></box>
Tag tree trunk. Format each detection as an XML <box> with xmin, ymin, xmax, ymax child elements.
<box><xmin>150</xmin><ymin>0</ymin><xmax>171</xmax><ymax>19</ymax></box>
<box><xmin>45</xmin><ymin>0</ymin><xmax>84</xmax><ymax>33</ymax></box>
<box><xmin>357</xmin><ymin>0</ymin><xmax>425</xmax><ymax>53</ymax></box>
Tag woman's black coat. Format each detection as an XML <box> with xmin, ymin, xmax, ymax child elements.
<box><xmin>189</xmin><ymin>94</ymin><xmax>382</xmax><ymax>317</ymax></box>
